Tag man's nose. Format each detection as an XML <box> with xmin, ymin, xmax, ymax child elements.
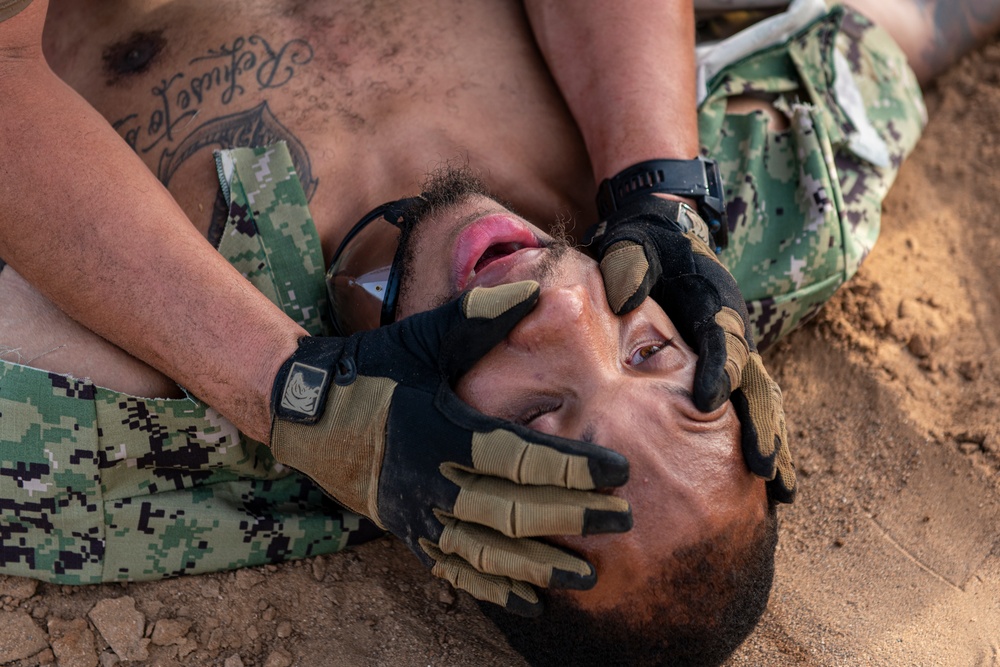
<box><xmin>506</xmin><ymin>283</ymin><xmax>606</xmax><ymax>356</ymax></box>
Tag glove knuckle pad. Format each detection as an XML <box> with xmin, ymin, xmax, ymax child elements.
<box><xmin>599</xmin><ymin>242</ymin><xmax>650</xmax><ymax>314</ymax></box>
<box><xmin>470</xmin><ymin>430</ymin><xmax>595</xmax><ymax>489</ymax></box>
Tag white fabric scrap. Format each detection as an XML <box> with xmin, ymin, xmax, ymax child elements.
<box><xmin>696</xmin><ymin>0</ymin><xmax>827</xmax><ymax>103</ymax></box>
<box><xmin>833</xmin><ymin>49</ymin><xmax>891</xmax><ymax>167</ymax></box>
<box><xmin>696</xmin><ymin>0</ymin><xmax>891</xmax><ymax>167</ymax></box>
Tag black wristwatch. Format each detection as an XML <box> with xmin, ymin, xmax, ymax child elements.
<box><xmin>596</xmin><ymin>157</ymin><xmax>729</xmax><ymax>251</ymax></box>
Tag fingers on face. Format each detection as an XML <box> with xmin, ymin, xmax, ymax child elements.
<box><xmin>442</xmin><ymin>280</ymin><xmax>540</xmax><ymax>378</ymax></box>
<box><xmin>441</xmin><ymin>466</ymin><xmax>632</xmax><ymax>538</ymax></box>
<box><xmin>421</xmin><ymin>539</ymin><xmax>544</xmax><ymax>617</ymax></box>
<box><xmin>599</xmin><ymin>240</ymin><xmax>649</xmax><ymax>314</ymax></box>
<box><xmin>420</xmin><ymin>515</ymin><xmax>600</xmax><ymax>617</ymax></box>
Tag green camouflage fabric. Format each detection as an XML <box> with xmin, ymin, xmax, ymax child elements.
<box><xmin>0</xmin><ymin>143</ymin><xmax>380</xmax><ymax>584</ymax></box>
<box><xmin>701</xmin><ymin>5</ymin><xmax>926</xmax><ymax>349</ymax></box>
<box><xmin>214</xmin><ymin>145</ymin><xmax>333</xmax><ymax>337</ymax></box>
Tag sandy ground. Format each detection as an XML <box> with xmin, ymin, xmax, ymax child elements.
<box><xmin>3</xmin><ymin>34</ymin><xmax>1000</xmax><ymax>667</ymax></box>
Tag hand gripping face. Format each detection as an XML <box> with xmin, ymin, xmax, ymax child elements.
<box><xmin>593</xmin><ymin>198</ymin><xmax>795</xmax><ymax>503</ymax></box>
<box><xmin>269</xmin><ymin>281</ymin><xmax>633</xmax><ymax>616</ymax></box>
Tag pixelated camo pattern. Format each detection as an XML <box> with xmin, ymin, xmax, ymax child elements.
<box><xmin>701</xmin><ymin>6</ymin><xmax>926</xmax><ymax>349</ymax></box>
<box><xmin>215</xmin><ymin>144</ymin><xmax>333</xmax><ymax>336</ymax></box>
<box><xmin>0</xmin><ymin>143</ymin><xmax>379</xmax><ymax>584</ymax></box>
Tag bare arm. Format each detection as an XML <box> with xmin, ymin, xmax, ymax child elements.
<box><xmin>0</xmin><ymin>0</ymin><xmax>301</xmax><ymax>442</ymax></box>
<box><xmin>522</xmin><ymin>0</ymin><xmax>699</xmax><ymax>183</ymax></box>
<box><xmin>843</xmin><ymin>0</ymin><xmax>1000</xmax><ymax>84</ymax></box>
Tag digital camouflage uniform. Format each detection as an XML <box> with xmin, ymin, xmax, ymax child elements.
<box><xmin>708</xmin><ymin>5</ymin><xmax>925</xmax><ymax>349</ymax></box>
<box><xmin>0</xmin><ymin>6</ymin><xmax>924</xmax><ymax>583</ymax></box>
<box><xmin>0</xmin><ymin>145</ymin><xmax>381</xmax><ymax>584</ymax></box>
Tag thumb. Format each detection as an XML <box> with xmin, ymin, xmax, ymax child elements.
<box><xmin>380</xmin><ymin>280</ymin><xmax>539</xmax><ymax>375</ymax></box>
<box><xmin>439</xmin><ymin>281</ymin><xmax>540</xmax><ymax>379</ymax></box>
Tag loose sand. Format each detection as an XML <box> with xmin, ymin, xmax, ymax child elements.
<box><xmin>2</xmin><ymin>33</ymin><xmax>999</xmax><ymax>667</ymax></box>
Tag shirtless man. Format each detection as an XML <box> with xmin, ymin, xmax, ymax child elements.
<box><xmin>2</xmin><ymin>0</ymin><xmax>998</xmax><ymax>665</ymax></box>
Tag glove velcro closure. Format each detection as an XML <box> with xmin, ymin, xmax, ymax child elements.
<box><xmin>270</xmin><ymin>375</ymin><xmax>396</xmax><ymax>527</ymax></box>
<box><xmin>441</xmin><ymin>466</ymin><xmax>631</xmax><ymax>538</ymax></box>
<box><xmin>434</xmin><ymin>516</ymin><xmax>594</xmax><ymax>589</ymax></box>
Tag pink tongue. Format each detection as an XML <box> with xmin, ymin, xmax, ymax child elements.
<box><xmin>474</xmin><ymin>243</ymin><xmax>517</xmax><ymax>273</ymax></box>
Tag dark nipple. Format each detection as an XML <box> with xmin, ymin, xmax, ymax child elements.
<box><xmin>102</xmin><ymin>30</ymin><xmax>166</xmax><ymax>82</ymax></box>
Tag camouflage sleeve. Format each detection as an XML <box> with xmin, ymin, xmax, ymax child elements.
<box><xmin>0</xmin><ymin>0</ymin><xmax>31</xmax><ymax>23</ymax></box>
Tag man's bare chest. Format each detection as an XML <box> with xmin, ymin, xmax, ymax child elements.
<box><xmin>42</xmin><ymin>0</ymin><xmax>595</xmax><ymax>252</ymax></box>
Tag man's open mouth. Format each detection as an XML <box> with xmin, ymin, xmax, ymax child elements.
<box><xmin>453</xmin><ymin>215</ymin><xmax>545</xmax><ymax>291</ymax></box>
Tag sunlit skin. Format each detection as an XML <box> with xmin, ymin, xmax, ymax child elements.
<box><xmin>395</xmin><ymin>195</ymin><xmax>768</xmax><ymax>618</ymax></box>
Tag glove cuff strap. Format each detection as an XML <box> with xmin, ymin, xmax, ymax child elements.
<box><xmin>271</xmin><ymin>336</ymin><xmax>350</xmax><ymax>424</ymax></box>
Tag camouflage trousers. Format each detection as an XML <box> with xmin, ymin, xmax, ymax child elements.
<box><xmin>0</xmin><ymin>144</ymin><xmax>381</xmax><ymax>584</ymax></box>
<box><xmin>0</xmin><ymin>5</ymin><xmax>924</xmax><ymax>584</ymax></box>
<box><xmin>708</xmin><ymin>5</ymin><xmax>925</xmax><ymax>349</ymax></box>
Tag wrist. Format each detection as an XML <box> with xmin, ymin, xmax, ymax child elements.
<box><xmin>651</xmin><ymin>192</ymin><xmax>698</xmax><ymax>209</ymax></box>
<box><xmin>594</xmin><ymin>142</ymin><xmax>700</xmax><ymax>186</ymax></box>
<box><xmin>596</xmin><ymin>157</ymin><xmax>729</xmax><ymax>251</ymax></box>
<box><xmin>252</xmin><ymin>327</ymin><xmax>309</xmax><ymax>445</ymax></box>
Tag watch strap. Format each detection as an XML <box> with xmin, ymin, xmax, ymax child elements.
<box><xmin>596</xmin><ymin>157</ymin><xmax>728</xmax><ymax>250</ymax></box>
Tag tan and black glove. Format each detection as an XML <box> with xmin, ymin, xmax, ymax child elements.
<box><xmin>269</xmin><ymin>281</ymin><xmax>632</xmax><ymax>616</ymax></box>
<box><xmin>593</xmin><ymin>198</ymin><xmax>794</xmax><ymax>502</ymax></box>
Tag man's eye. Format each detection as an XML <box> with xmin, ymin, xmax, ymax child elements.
<box><xmin>629</xmin><ymin>342</ymin><xmax>665</xmax><ymax>366</ymax></box>
<box><xmin>516</xmin><ymin>401</ymin><xmax>561</xmax><ymax>427</ymax></box>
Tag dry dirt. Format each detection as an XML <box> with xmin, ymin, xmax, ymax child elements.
<box><xmin>3</xmin><ymin>33</ymin><xmax>1000</xmax><ymax>667</ymax></box>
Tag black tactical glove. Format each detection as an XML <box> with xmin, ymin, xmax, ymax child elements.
<box><xmin>593</xmin><ymin>198</ymin><xmax>794</xmax><ymax>503</ymax></box>
<box><xmin>269</xmin><ymin>281</ymin><xmax>633</xmax><ymax>616</ymax></box>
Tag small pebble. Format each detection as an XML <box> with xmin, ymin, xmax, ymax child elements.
<box><xmin>264</xmin><ymin>649</ymin><xmax>294</xmax><ymax>667</ymax></box>
<box><xmin>438</xmin><ymin>589</ymin><xmax>456</xmax><ymax>606</ymax></box>
<box><xmin>907</xmin><ymin>333</ymin><xmax>933</xmax><ymax>359</ymax></box>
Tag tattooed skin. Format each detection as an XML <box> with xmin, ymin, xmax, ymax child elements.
<box><xmin>110</xmin><ymin>35</ymin><xmax>318</xmax><ymax>243</ymax></box>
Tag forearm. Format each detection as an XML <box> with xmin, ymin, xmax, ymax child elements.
<box><xmin>523</xmin><ymin>0</ymin><xmax>699</xmax><ymax>183</ymax></box>
<box><xmin>843</xmin><ymin>0</ymin><xmax>1000</xmax><ymax>83</ymax></box>
<box><xmin>0</xmin><ymin>61</ymin><xmax>302</xmax><ymax>443</ymax></box>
